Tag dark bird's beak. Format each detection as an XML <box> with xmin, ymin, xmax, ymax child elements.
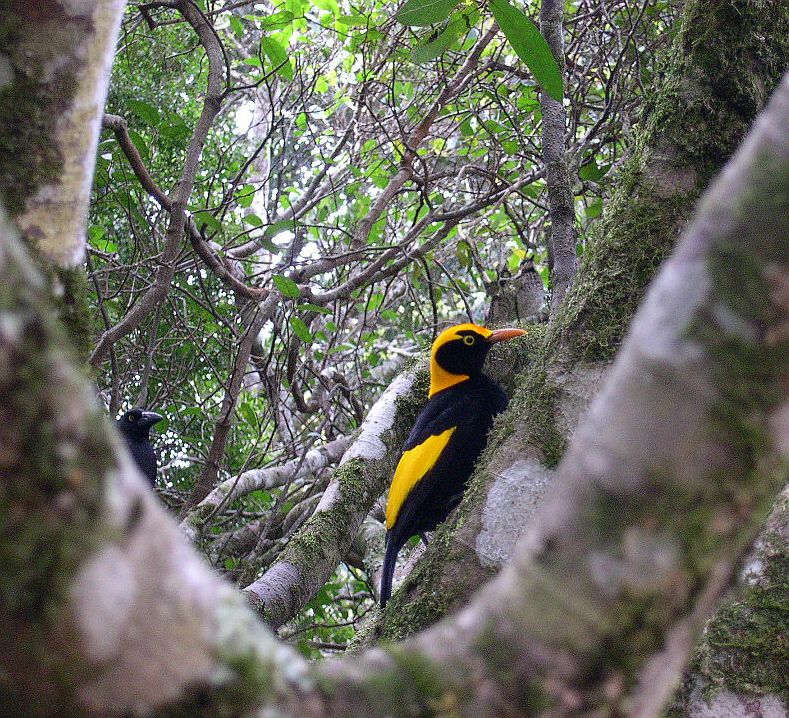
<box><xmin>488</xmin><ymin>328</ymin><xmax>527</xmax><ymax>343</ymax></box>
<box><xmin>139</xmin><ymin>411</ymin><xmax>164</xmax><ymax>429</ymax></box>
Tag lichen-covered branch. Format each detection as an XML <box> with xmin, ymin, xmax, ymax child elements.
<box><xmin>180</xmin><ymin>434</ymin><xmax>352</xmax><ymax>543</ymax></box>
<box><xmin>0</xmin><ymin>0</ymin><xmax>125</xmax><ymax>267</ymax></box>
<box><xmin>242</xmin><ymin>366</ymin><xmax>430</xmax><ymax>628</ymax></box>
<box><xmin>0</xmin><ymin>1</ymin><xmax>126</xmax><ymax>355</ymax></box>
<box><xmin>1</xmin><ymin>70</ymin><xmax>787</xmax><ymax>718</ymax></box>
<box><xmin>540</xmin><ymin>0</ymin><xmax>578</xmax><ymax>316</ymax></box>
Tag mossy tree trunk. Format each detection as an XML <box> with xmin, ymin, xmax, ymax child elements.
<box><xmin>370</xmin><ymin>0</ymin><xmax>789</xmax><ymax>652</ymax></box>
<box><xmin>0</xmin><ymin>1</ymin><xmax>787</xmax><ymax>715</ymax></box>
<box><xmin>1</xmin><ymin>72</ymin><xmax>786</xmax><ymax>716</ymax></box>
<box><xmin>668</xmin><ymin>489</ymin><xmax>789</xmax><ymax>716</ymax></box>
<box><xmin>0</xmin><ymin>1</ymin><xmax>125</xmax><ymax>356</ymax></box>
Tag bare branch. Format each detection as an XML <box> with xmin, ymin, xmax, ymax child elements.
<box><xmin>540</xmin><ymin>0</ymin><xmax>578</xmax><ymax>315</ymax></box>
<box><xmin>89</xmin><ymin>0</ymin><xmax>225</xmax><ymax>368</ymax></box>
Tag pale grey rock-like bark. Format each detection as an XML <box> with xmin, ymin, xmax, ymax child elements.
<box><xmin>476</xmin><ymin>458</ymin><xmax>553</xmax><ymax>568</ymax></box>
<box><xmin>0</xmin><ymin>0</ymin><xmax>125</xmax><ymax>266</ymax></box>
<box><xmin>1</xmin><ymin>70</ymin><xmax>787</xmax><ymax>718</ymax></box>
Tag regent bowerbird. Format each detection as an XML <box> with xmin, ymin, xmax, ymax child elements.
<box><xmin>380</xmin><ymin>322</ymin><xmax>526</xmax><ymax>607</ymax></box>
<box><xmin>116</xmin><ymin>408</ymin><xmax>164</xmax><ymax>487</ymax></box>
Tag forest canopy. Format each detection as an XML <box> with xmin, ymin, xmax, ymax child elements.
<box><xmin>86</xmin><ymin>0</ymin><xmax>672</xmax><ymax>649</ymax></box>
<box><xmin>0</xmin><ymin>0</ymin><xmax>787</xmax><ymax>716</ymax></box>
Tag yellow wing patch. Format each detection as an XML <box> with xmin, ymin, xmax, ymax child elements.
<box><xmin>386</xmin><ymin>426</ymin><xmax>457</xmax><ymax>529</ymax></box>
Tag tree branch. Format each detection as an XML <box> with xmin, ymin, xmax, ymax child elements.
<box><xmin>1</xmin><ymin>70</ymin><xmax>787</xmax><ymax>718</ymax></box>
<box><xmin>540</xmin><ymin>0</ymin><xmax>578</xmax><ymax>316</ymax></box>
<box><xmin>89</xmin><ymin>0</ymin><xmax>226</xmax><ymax>368</ymax></box>
<box><xmin>242</xmin><ymin>367</ymin><xmax>428</xmax><ymax>628</ymax></box>
<box><xmin>180</xmin><ymin>434</ymin><xmax>352</xmax><ymax>542</ymax></box>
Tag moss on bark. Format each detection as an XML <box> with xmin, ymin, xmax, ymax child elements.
<box><xmin>0</xmin><ymin>218</ymin><xmax>115</xmax><ymax>715</ymax></box>
<box><xmin>549</xmin><ymin>0</ymin><xmax>789</xmax><ymax>364</ymax></box>
<box><xmin>370</xmin><ymin>0</ymin><xmax>789</xmax><ymax>647</ymax></box>
<box><xmin>0</xmin><ymin>8</ymin><xmax>83</xmax><ymax>218</ymax></box>
<box><xmin>0</xmin><ymin>8</ymin><xmax>96</xmax><ymax>355</ymax></box>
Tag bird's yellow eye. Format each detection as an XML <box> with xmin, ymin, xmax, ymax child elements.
<box><xmin>127</xmin><ymin>415</ymin><xmax>135</xmax><ymax>422</ymax></box>
<box><xmin>462</xmin><ymin>335</ymin><xmax>475</xmax><ymax>346</ymax></box>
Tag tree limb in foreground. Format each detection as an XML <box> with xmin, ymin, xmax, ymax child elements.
<box><xmin>0</xmin><ymin>73</ymin><xmax>786</xmax><ymax>718</ymax></box>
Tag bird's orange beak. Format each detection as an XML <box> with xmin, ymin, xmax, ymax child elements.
<box><xmin>488</xmin><ymin>327</ymin><xmax>527</xmax><ymax>343</ymax></box>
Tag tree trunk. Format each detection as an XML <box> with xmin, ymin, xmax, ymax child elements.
<box><xmin>0</xmin><ymin>0</ymin><xmax>126</xmax><ymax>354</ymax></box>
<box><xmin>0</xmin><ymin>71</ymin><xmax>786</xmax><ymax>716</ymax></box>
<box><xmin>370</xmin><ymin>0</ymin><xmax>789</xmax><ymax>641</ymax></box>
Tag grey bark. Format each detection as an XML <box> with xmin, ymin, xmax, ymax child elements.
<box><xmin>540</xmin><ymin>0</ymin><xmax>578</xmax><ymax>316</ymax></box>
<box><xmin>0</xmin><ymin>0</ymin><xmax>125</xmax><ymax>266</ymax></box>
<box><xmin>372</xmin><ymin>0</ymin><xmax>789</xmax><ymax>640</ymax></box>
<box><xmin>241</xmin><ymin>368</ymin><xmax>428</xmax><ymax>628</ymax></box>
<box><xmin>0</xmin><ymin>69</ymin><xmax>787</xmax><ymax>717</ymax></box>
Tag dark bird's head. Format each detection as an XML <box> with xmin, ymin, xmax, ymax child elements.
<box><xmin>116</xmin><ymin>408</ymin><xmax>164</xmax><ymax>442</ymax></box>
<box><xmin>429</xmin><ymin>323</ymin><xmax>526</xmax><ymax>397</ymax></box>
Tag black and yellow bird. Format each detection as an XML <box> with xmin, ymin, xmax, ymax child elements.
<box><xmin>380</xmin><ymin>323</ymin><xmax>526</xmax><ymax>607</ymax></box>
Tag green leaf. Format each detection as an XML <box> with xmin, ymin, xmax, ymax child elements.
<box><xmin>126</xmin><ymin>99</ymin><xmax>160</xmax><ymax>126</ymax></box>
<box><xmin>296</xmin><ymin>303</ymin><xmax>333</xmax><ymax>315</ymax></box>
<box><xmin>229</xmin><ymin>15</ymin><xmax>244</xmax><ymax>37</ymax></box>
<box><xmin>261</xmin><ymin>37</ymin><xmax>293</xmax><ymax>81</ymax></box>
<box><xmin>579</xmin><ymin>160</ymin><xmax>611</xmax><ymax>182</ymax></box>
<box><xmin>193</xmin><ymin>210</ymin><xmax>222</xmax><ymax>233</ymax></box>
<box><xmin>127</xmin><ymin>129</ymin><xmax>150</xmax><ymax>161</ymax></box>
<box><xmin>160</xmin><ymin>112</ymin><xmax>190</xmax><ymax>142</ymax></box>
<box><xmin>257</xmin><ymin>10</ymin><xmax>295</xmax><ymax>30</ymax></box>
<box><xmin>238</xmin><ymin>402</ymin><xmax>257</xmax><ymax>426</ymax></box>
<box><xmin>456</xmin><ymin>240</ymin><xmax>472</xmax><ymax>269</ymax></box>
<box><xmin>396</xmin><ymin>0</ymin><xmax>460</xmax><ymax>26</ymax></box>
<box><xmin>411</xmin><ymin>17</ymin><xmax>463</xmax><ymax>62</ymax></box>
<box><xmin>290</xmin><ymin>317</ymin><xmax>313</xmax><ymax>343</ymax></box>
<box><xmin>585</xmin><ymin>198</ymin><xmax>603</xmax><ymax>219</ymax></box>
<box><xmin>273</xmin><ymin>274</ymin><xmax>301</xmax><ymax>297</ymax></box>
<box><xmin>265</xmin><ymin>219</ymin><xmax>299</xmax><ymax>237</ymax></box>
<box><xmin>501</xmin><ymin>139</ymin><xmax>520</xmax><ymax>155</ymax></box>
<box><xmin>489</xmin><ymin>0</ymin><xmax>563</xmax><ymax>101</ymax></box>
<box><xmin>235</xmin><ymin>183</ymin><xmax>256</xmax><ymax>208</ymax></box>
<box><xmin>336</xmin><ymin>14</ymin><xmax>367</xmax><ymax>26</ymax></box>
<box><xmin>88</xmin><ymin>226</ymin><xmax>117</xmax><ymax>253</ymax></box>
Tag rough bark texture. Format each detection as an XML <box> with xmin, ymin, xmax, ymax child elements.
<box><xmin>241</xmin><ymin>367</ymin><xmax>429</xmax><ymax>627</ymax></box>
<box><xmin>369</xmin><ymin>0</ymin><xmax>789</xmax><ymax>643</ymax></box>
<box><xmin>552</xmin><ymin>0</ymin><xmax>789</xmax><ymax>363</ymax></box>
<box><xmin>667</xmin><ymin>488</ymin><xmax>789</xmax><ymax>716</ymax></box>
<box><xmin>1</xmin><ymin>69</ymin><xmax>786</xmax><ymax>717</ymax></box>
<box><xmin>0</xmin><ymin>0</ymin><xmax>125</xmax><ymax>354</ymax></box>
<box><xmin>540</xmin><ymin>0</ymin><xmax>578</xmax><ymax>316</ymax></box>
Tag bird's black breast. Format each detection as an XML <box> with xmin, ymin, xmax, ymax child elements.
<box><xmin>393</xmin><ymin>373</ymin><xmax>507</xmax><ymax>538</ymax></box>
<box><xmin>124</xmin><ymin>437</ymin><xmax>158</xmax><ymax>486</ymax></box>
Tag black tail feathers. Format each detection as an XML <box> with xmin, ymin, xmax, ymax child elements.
<box><xmin>380</xmin><ymin>533</ymin><xmax>400</xmax><ymax>608</ymax></box>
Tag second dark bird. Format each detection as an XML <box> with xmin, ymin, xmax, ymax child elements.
<box><xmin>116</xmin><ymin>408</ymin><xmax>164</xmax><ymax>487</ymax></box>
<box><xmin>380</xmin><ymin>322</ymin><xmax>526</xmax><ymax>607</ymax></box>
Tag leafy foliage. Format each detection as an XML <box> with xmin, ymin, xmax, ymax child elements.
<box><xmin>88</xmin><ymin>0</ymin><xmax>674</xmax><ymax>653</ymax></box>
